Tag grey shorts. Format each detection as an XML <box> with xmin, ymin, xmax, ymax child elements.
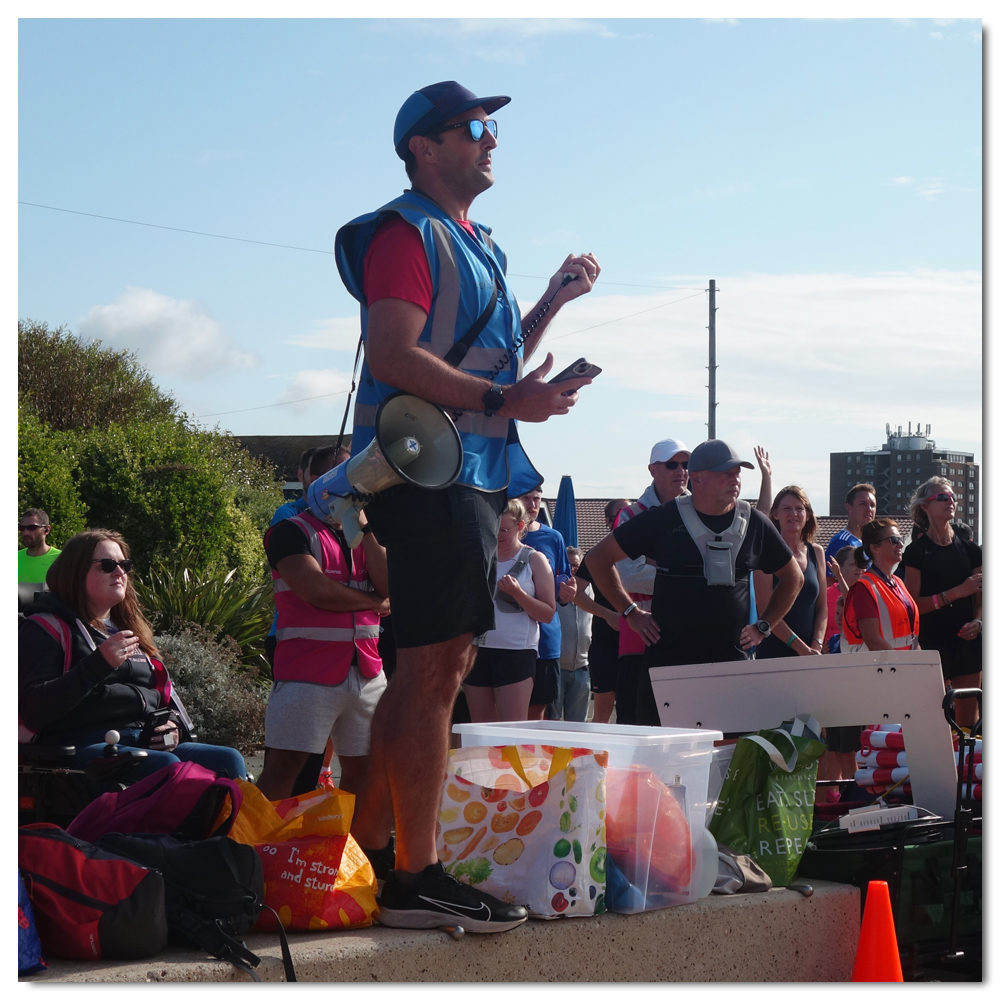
<box><xmin>265</xmin><ymin>665</ymin><xmax>387</xmax><ymax>757</ymax></box>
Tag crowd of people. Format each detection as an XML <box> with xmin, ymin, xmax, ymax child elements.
<box><xmin>18</xmin><ymin>78</ymin><xmax>983</xmax><ymax>942</ymax></box>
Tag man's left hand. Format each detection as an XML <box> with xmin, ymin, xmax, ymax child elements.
<box><xmin>545</xmin><ymin>253</ymin><xmax>601</xmax><ymax>306</ymax></box>
<box><xmin>740</xmin><ymin>624</ymin><xmax>768</xmax><ymax>650</ymax></box>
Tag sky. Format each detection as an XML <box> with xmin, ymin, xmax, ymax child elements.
<box><xmin>17</xmin><ymin>14</ymin><xmax>983</xmax><ymax>517</ymax></box>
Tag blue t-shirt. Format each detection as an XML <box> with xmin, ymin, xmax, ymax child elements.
<box><xmin>523</xmin><ymin>523</ymin><xmax>570</xmax><ymax>660</ymax></box>
<box><xmin>267</xmin><ymin>498</ymin><xmax>310</xmax><ymax>637</ymax></box>
<box><xmin>824</xmin><ymin>529</ymin><xmax>861</xmax><ymax>577</ymax></box>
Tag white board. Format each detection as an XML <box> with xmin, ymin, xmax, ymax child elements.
<box><xmin>648</xmin><ymin>649</ymin><xmax>958</xmax><ymax>819</ymax></box>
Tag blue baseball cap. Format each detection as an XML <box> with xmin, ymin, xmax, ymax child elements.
<box><xmin>394</xmin><ymin>81</ymin><xmax>511</xmax><ymax>159</ymax></box>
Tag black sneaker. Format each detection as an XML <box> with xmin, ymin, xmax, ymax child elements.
<box><xmin>377</xmin><ymin>862</ymin><xmax>528</xmax><ymax>933</ymax></box>
<box><xmin>362</xmin><ymin>837</ymin><xmax>395</xmax><ymax>894</ymax></box>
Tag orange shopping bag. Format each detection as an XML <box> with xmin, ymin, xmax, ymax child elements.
<box><xmin>227</xmin><ymin>780</ymin><xmax>378</xmax><ymax>932</ymax></box>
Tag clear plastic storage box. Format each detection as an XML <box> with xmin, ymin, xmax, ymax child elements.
<box><xmin>452</xmin><ymin>720</ymin><xmax>722</xmax><ymax>912</ymax></box>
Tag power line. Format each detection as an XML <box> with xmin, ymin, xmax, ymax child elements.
<box><xmin>195</xmin><ymin>388</ymin><xmax>350</xmax><ymax>418</ymax></box>
<box><xmin>19</xmin><ymin>200</ymin><xmax>704</xmax><ymax>290</ymax></box>
<box><xmin>544</xmin><ymin>290</ymin><xmax>706</xmax><ymax>342</ymax></box>
<box><xmin>18</xmin><ymin>200</ymin><xmax>336</xmax><ymax>256</ymax></box>
<box><xmin>196</xmin><ymin>290</ymin><xmax>704</xmax><ymax>416</ymax></box>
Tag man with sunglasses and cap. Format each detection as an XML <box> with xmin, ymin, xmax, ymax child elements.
<box><xmin>18</xmin><ymin>509</ymin><xmax>61</xmax><ymax>611</ymax></box>
<box><xmin>335</xmin><ymin>81</ymin><xmax>600</xmax><ymax>933</ymax></box>
<box><xmin>586</xmin><ymin>440</ymin><xmax>803</xmax><ymax>727</ymax></box>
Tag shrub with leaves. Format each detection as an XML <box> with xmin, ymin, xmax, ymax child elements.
<box><xmin>134</xmin><ymin>546</ymin><xmax>274</xmax><ymax>673</ymax></box>
<box><xmin>156</xmin><ymin>623</ymin><xmax>268</xmax><ymax>756</ymax></box>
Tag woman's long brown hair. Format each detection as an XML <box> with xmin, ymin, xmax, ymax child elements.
<box><xmin>45</xmin><ymin>530</ymin><xmax>158</xmax><ymax>656</ymax></box>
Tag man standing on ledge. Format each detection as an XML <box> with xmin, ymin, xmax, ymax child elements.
<box><xmin>585</xmin><ymin>440</ymin><xmax>803</xmax><ymax>727</ymax></box>
<box><xmin>335</xmin><ymin>81</ymin><xmax>599</xmax><ymax>932</ymax></box>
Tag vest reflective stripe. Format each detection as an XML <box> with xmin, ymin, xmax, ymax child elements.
<box><xmin>336</xmin><ymin>189</ymin><xmax>539</xmax><ymax>493</ymax></box>
<box><xmin>275</xmin><ymin>625</ymin><xmax>382</xmax><ymax>642</ymax></box>
<box><xmin>842</xmin><ymin>572</ymin><xmax>918</xmax><ymax>651</ymax></box>
<box><xmin>269</xmin><ymin>511</ymin><xmax>382</xmax><ymax>686</ymax></box>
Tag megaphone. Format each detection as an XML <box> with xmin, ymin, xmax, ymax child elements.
<box><xmin>307</xmin><ymin>392</ymin><xmax>463</xmax><ymax>548</ymax></box>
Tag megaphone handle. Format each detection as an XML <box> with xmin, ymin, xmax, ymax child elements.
<box><xmin>337</xmin><ymin>502</ymin><xmax>367</xmax><ymax>550</ymax></box>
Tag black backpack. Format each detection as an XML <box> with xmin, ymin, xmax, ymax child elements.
<box><xmin>98</xmin><ymin>833</ymin><xmax>296</xmax><ymax>982</ymax></box>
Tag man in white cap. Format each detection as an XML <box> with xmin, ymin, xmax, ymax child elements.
<box><xmin>586</xmin><ymin>439</ymin><xmax>803</xmax><ymax>726</ymax></box>
<box><xmin>608</xmin><ymin>438</ymin><xmax>691</xmax><ymax>724</ymax></box>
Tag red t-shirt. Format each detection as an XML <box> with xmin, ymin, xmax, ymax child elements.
<box><xmin>362</xmin><ymin>214</ymin><xmax>479</xmax><ymax>315</ymax></box>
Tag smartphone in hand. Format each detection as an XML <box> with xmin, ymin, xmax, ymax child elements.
<box><xmin>549</xmin><ymin>358</ymin><xmax>602</xmax><ymax>395</ymax></box>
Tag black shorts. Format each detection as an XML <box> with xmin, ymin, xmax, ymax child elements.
<box><xmin>364</xmin><ymin>483</ymin><xmax>505</xmax><ymax>649</ymax></box>
<box><xmin>588</xmin><ymin>639</ymin><xmax>619</xmax><ymax>693</ymax></box>
<box><xmin>466</xmin><ymin>647</ymin><xmax>536</xmax><ymax>688</ymax></box>
<box><xmin>529</xmin><ymin>657</ymin><xmax>560</xmax><ymax>706</ymax></box>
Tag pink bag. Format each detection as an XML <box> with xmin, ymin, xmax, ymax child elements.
<box><xmin>66</xmin><ymin>761</ymin><xmax>241</xmax><ymax>842</ymax></box>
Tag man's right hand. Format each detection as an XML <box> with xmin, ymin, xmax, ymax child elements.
<box><xmin>502</xmin><ymin>353</ymin><xmax>592</xmax><ymax>422</ymax></box>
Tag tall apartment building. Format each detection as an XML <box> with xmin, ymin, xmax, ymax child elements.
<box><xmin>829</xmin><ymin>423</ymin><xmax>979</xmax><ymax>533</ymax></box>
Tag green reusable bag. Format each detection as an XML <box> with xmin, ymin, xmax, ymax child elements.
<box><xmin>709</xmin><ymin>716</ymin><xmax>826</xmax><ymax>887</ymax></box>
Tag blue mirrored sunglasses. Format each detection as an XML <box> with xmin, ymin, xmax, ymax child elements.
<box><xmin>434</xmin><ymin>118</ymin><xmax>498</xmax><ymax>142</ymax></box>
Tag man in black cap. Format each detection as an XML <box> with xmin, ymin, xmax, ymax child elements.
<box><xmin>336</xmin><ymin>81</ymin><xmax>600</xmax><ymax>932</ymax></box>
<box><xmin>585</xmin><ymin>439</ymin><xmax>804</xmax><ymax>726</ymax></box>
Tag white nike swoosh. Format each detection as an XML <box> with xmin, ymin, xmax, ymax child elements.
<box><xmin>417</xmin><ymin>895</ymin><xmax>492</xmax><ymax>918</ymax></box>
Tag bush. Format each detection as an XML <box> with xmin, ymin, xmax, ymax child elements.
<box><xmin>134</xmin><ymin>546</ymin><xmax>275</xmax><ymax>673</ymax></box>
<box><xmin>156</xmin><ymin>624</ymin><xmax>268</xmax><ymax>756</ymax></box>
<box><xmin>17</xmin><ymin>405</ymin><xmax>88</xmax><ymax>545</ymax></box>
<box><xmin>75</xmin><ymin>421</ymin><xmax>280</xmax><ymax>582</ymax></box>
<box><xmin>19</xmin><ymin>319</ymin><xmax>178</xmax><ymax>431</ymax></box>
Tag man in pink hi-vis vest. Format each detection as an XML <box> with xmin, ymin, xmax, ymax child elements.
<box><xmin>256</xmin><ymin>447</ymin><xmax>391</xmax><ymax>802</ymax></box>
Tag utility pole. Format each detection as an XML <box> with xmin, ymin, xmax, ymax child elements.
<box><xmin>707</xmin><ymin>279</ymin><xmax>718</xmax><ymax>439</ymax></box>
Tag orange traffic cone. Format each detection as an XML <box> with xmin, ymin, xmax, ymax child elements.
<box><xmin>851</xmin><ymin>880</ymin><xmax>904</xmax><ymax>981</ymax></box>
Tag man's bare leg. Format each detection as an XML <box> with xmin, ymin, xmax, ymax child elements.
<box><xmin>352</xmin><ymin>633</ymin><xmax>476</xmax><ymax>872</ymax></box>
<box><xmin>256</xmin><ymin>748</ymin><xmax>311</xmax><ymax>801</ymax></box>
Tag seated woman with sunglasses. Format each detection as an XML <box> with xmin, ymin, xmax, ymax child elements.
<box><xmin>901</xmin><ymin>477</ymin><xmax>982</xmax><ymax>726</ymax></box>
<box><xmin>841</xmin><ymin>519</ymin><xmax>920</xmax><ymax>655</ymax></box>
<box><xmin>19</xmin><ymin>529</ymin><xmax>247</xmax><ymax>780</ymax></box>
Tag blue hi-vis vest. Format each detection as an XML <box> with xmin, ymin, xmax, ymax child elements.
<box><xmin>335</xmin><ymin>189</ymin><xmax>541</xmax><ymax>495</ymax></box>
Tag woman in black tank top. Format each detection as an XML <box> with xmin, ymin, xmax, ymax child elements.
<box><xmin>754</xmin><ymin>486</ymin><xmax>828</xmax><ymax>659</ymax></box>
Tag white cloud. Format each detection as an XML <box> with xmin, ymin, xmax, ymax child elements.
<box><xmin>278</xmin><ymin>368</ymin><xmax>354</xmax><ymax>415</ymax></box>
<box><xmin>79</xmin><ymin>286</ymin><xmax>259</xmax><ymax>380</ymax></box>
<box><xmin>285</xmin><ymin>317</ymin><xmax>361</xmax><ymax>351</ymax></box>
<box><xmin>929</xmin><ymin>31</ymin><xmax>944</xmax><ymax>40</ymax></box>
<box><xmin>521</xmin><ymin>268</ymin><xmax>981</xmax><ymax>513</ymax></box>
<box><xmin>888</xmin><ymin>176</ymin><xmax>977</xmax><ymax>200</ymax></box>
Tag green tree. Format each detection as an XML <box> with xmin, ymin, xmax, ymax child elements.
<box><xmin>17</xmin><ymin>405</ymin><xmax>88</xmax><ymax>545</ymax></box>
<box><xmin>18</xmin><ymin>318</ymin><xmax>178</xmax><ymax>431</ymax></box>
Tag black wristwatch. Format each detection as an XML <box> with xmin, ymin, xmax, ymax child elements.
<box><xmin>755</xmin><ymin>619</ymin><xmax>771</xmax><ymax>637</ymax></box>
<box><xmin>482</xmin><ymin>384</ymin><xmax>506</xmax><ymax>417</ymax></box>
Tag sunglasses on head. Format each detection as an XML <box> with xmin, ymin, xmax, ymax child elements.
<box><xmin>929</xmin><ymin>492</ymin><xmax>956</xmax><ymax>502</ymax></box>
<box><xmin>875</xmin><ymin>535</ymin><xmax>904</xmax><ymax>547</ymax></box>
<box><xmin>92</xmin><ymin>558</ymin><xmax>134</xmax><ymax>574</ymax></box>
<box><xmin>657</xmin><ymin>460</ymin><xmax>688</xmax><ymax>470</ymax></box>
<box><xmin>433</xmin><ymin>118</ymin><xmax>498</xmax><ymax>142</ymax></box>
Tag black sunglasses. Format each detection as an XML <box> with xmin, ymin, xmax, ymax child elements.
<box><xmin>92</xmin><ymin>558</ymin><xmax>134</xmax><ymax>574</ymax></box>
<box><xmin>657</xmin><ymin>460</ymin><xmax>688</xmax><ymax>470</ymax></box>
<box><xmin>433</xmin><ymin>118</ymin><xmax>498</xmax><ymax>142</ymax></box>
<box><xmin>19</xmin><ymin>524</ymin><xmax>45</xmax><ymax>531</ymax></box>
<box><xmin>929</xmin><ymin>492</ymin><xmax>956</xmax><ymax>502</ymax></box>
<box><xmin>874</xmin><ymin>536</ymin><xmax>904</xmax><ymax>547</ymax></box>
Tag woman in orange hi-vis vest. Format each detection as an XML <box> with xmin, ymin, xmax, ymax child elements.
<box><xmin>842</xmin><ymin>519</ymin><xmax>920</xmax><ymax>653</ymax></box>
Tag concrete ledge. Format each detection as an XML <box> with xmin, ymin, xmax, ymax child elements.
<box><xmin>26</xmin><ymin>880</ymin><xmax>859</xmax><ymax>983</ymax></box>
